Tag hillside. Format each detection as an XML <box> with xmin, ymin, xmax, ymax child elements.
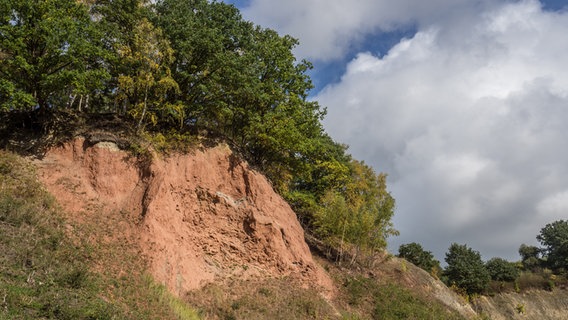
<box><xmin>2</xmin><ymin>0</ymin><xmax>567</xmax><ymax>318</ymax></box>
<box><xmin>1</xmin><ymin>137</ymin><xmax>475</xmax><ymax>319</ymax></box>
<box><xmin>4</xmin><ymin>135</ymin><xmax>566</xmax><ymax>319</ymax></box>
<box><xmin>474</xmin><ymin>290</ymin><xmax>568</xmax><ymax>320</ymax></box>
<box><xmin>33</xmin><ymin>137</ymin><xmax>332</xmax><ymax>296</ymax></box>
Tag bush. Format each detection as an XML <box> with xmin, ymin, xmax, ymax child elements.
<box><xmin>485</xmin><ymin>257</ymin><xmax>519</xmax><ymax>282</ymax></box>
<box><xmin>516</xmin><ymin>272</ymin><xmax>549</xmax><ymax>291</ymax></box>
<box><xmin>518</xmin><ymin>244</ymin><xmax>543</xmax><ymax>271</ymax></box>
<box><xmin>398</xmin><ymin>242</ymin><xmax>441</xmax><ymax>275</ymax></box>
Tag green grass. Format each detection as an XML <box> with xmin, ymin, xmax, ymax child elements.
<box><xmin>146</xmin><ymin>277</ymin><xmax>200</xmax><ymax>320</ymax></box>
<box><xmin>0</xmin><ymin>150</ymin><xmax>200</xmax><ymax>319</ymax></box>
<box><xmin>0</xmin><ymin>151</ymin><xmax>117</xmax><ymax>319</ymax></box>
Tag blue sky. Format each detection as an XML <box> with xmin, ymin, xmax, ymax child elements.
<box><xmin>222</xmin><ymin>0</ymin><xmax>568</xmax><ymax>263</ymax></box>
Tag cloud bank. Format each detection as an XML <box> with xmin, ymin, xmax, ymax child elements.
<box><xmin>240</xmin><ymin>0</ymin><xmax>500</xmax><ymax>61</ymax></box>
<box><xmin>316</xmin><ymin>0</ymin><xmax>568</xmax><ymax>260</ymax></box>
<box><xmin>233</xmin><ymin>0</ymin><xmax>568</xmax><ymax>261</ymax></box>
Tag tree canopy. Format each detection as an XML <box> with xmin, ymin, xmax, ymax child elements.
<box><xmin>518</xmin><ymin>243</ymin><xmax>542</xmax><ymax>271</ymax></box>
<box><xmin>485</xmin><ymin>257</ymin><xmax>519</xmax><ymax>282</ymax></box>
<box><xmin>398</xmin><ymin>242</ymin><xmax>441</xmax><ymax>275</ymax></box>
<box><xmin>537</xmin><ymin>220</ymin><xmax>568</xmax><ymax>272</ymax></box>
<box><xmin>0</xmin><ymin>0</ymin><xmax>109</xmax><ymax>111</ymax></box>
<box><xmin>444</xmin><ymin>243</ymin><xmax>490</xmax><ymax>295</ymax></box>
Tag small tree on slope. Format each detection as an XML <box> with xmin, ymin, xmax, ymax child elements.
<box><xmin>444</xmin><ymin>243</ymin><xmax>490</xmax><ymax>295</ymax></box>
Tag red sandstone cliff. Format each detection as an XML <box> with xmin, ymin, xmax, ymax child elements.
<box><xmin>34</xmin><ymin>138</ymin><xmax>332</xmax><ymax>297</ymax></box>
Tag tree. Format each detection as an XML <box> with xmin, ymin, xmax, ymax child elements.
<box><xmin>518</xmin><ymin>243</ymin><xmax>542</xmax><ymax>271</ymax></box>
<box><xmin>154</xmin><ymin>0</ymin><xmax>334</xmax><ymax>190</ymax></box>
<box><xmin>444</xmin><ymin>243</ymin><xmax>490</xmax><ymax>295</ymax></box>
<box><xmin>153</xmin><ymin>0</ymin><xmax>255</xmax><ymax>131</ymax></box>
<box><xmin>114</xmin><ymin>17</ymin><xmax>179</xmax><ymax>129</ymax></box>
<box><xmin>485</xmin><ymin>257</ymin><xmax>519</xmax><ymax>282</ymax></box>
<box><xmin>313</xmin><ymin>160</ymin><xmax>397</xmax><ymax>261</ymax></box>
<box><xmin>0</xmin><ymin>0</ymin><xmax>109</xmax><ymax>111</ymax></box>
<box><xmin>398</xmin><ymin>242</ymin><xmax>441</xmax><ymax>274</ymax></box>
<box><xmin>537</xmin><ymin>220</ymin><xmax>568</xmax><ymax>272</ymax></box>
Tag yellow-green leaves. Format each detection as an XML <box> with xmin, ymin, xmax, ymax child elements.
<box><xmin>115</xmin><ymin>17</ymin><xmax>178</xmax><ymax>129</ymax></box>
<box><xmin>314</xmin><ymin>160</ymin><xmax>397</xmax><ymax>258</ymax></box>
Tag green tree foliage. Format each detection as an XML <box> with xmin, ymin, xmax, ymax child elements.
<box><xmin>154</xmin><ymin>0</ymin><xmax>325</xmax><ymax>186</ymax></box>
<box><xmin>313</xmin><ymin>160</ymin><xmax>397</xmax><ymax>259</ymax></box>
<box><xmin>398</xmin><ymin>242</ymin><xmax>441</xmax><ymax>275</ymax></box>
<box><xmin>284</xmin><ymin>134</ymin><xmax>351</xmax><ymax>222</ymax></box>
<box><xmin>0</xmin><ymin>0</ymin><xmax>109</xmax><ymax>110</ymax></box>
<box><xmin>537</xmin><ymin>220</ymin><xmax>568</xmax><ymax>272</ymax></box>
<box><xmin>444</xmin><ymin>243</ymin><xmax>490</xmax><ymax>295</ymax></box>
<box><xmin>485</xmin><ymin>257</ymin><xmax>519</xmax><ymax>282</ymax></box>
<box><xmin>518</xmin><ymin>243</ymin><xmax>542</xmax><ymax>271</ymax></box>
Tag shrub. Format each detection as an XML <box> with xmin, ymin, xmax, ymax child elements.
<box><xmin>516</xmin><ymin>272</ymin><xmax>548</xmax><ymax>291</ymax></box>
<box><xmin>398</xmin><ymin>242</ymin><xmax>441</xmax><ymax>275</ymax></box>
<box><xmin>485</xmin><ymin>257</ymin><xmax>519</xmax><ymax>282</ymax></box>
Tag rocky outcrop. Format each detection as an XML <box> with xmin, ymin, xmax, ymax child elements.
<box><xmin>34</xmin><ymin>138</ymin><xmax>332</xmax><ymax>297</ymax></box>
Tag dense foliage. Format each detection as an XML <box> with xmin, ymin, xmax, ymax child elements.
<box><xmin>398</xmin><ymin>242</ymin><xmax>441</xmax><ymax>275</ymax></box>
<box><xmin>485</xmin><ymin>257</ymin><xmax>519</xmax><ymax>282</ymax></box>
<box><xmin>537</xmin><ymin>220</ymin><xmax>568</xmax><ymax>272</ymax></box>
<box><xmin>518</xmin><ymin>243</ymin><xmax>542</xmax><ymax>272</ymax></box>
<box><xmin>0</xmin><ymin>0</ymin><xmax>109</xmax><ymax>111</ymax></box>
<box><xmin>0</xmin><ymin>0</ymin><xmax>396</xmax><ymax>256</ymax></box>
<box><xmin>438</xmin><ymin>220</ymin><xmax>568</xmax><ymax>296</ymax></box>
<box><xmin>444</xmin><ymin>243</ymin><xmax>490</xmax><ymax>295</ymax></box>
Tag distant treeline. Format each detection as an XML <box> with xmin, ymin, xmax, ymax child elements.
<box><xmin>399</xmin><ymin>219</ymin><xmax>568</xmax><ymax>296</ymax></box>
<box><xmin>0</xmin><ymin>0</ymin><xmax>397</xmax><ymax>257</ymax></box>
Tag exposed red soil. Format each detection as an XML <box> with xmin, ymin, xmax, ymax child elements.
<box><xmin>34</xmin><ymin>138</ymin><xmax>333</xmax><ymax>297</ymax></box>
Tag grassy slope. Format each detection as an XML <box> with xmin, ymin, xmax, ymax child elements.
<box><xmin>0</xmin><ymin>150</ymin><xmax>198</xmax><ymax>320</ymax></box>
<box><xmin>182</xmin><ymin>256</ymin><xmax>468</xmax><ymax>320</ymax></box>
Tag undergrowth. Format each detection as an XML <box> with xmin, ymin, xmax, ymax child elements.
<box><xmin>0</xmin><ymin>150</ymin><xmax>199</xmax><ymax>319</ymax></box>
<box><xmin>340</xmin><ymin>275</ymin><xmax>465</xmax><ymax>320</ymax></box>
<box><xmin>184</xmin><ymin>278</ymin><xmax>336</xmax><ymax>320</ymax></box>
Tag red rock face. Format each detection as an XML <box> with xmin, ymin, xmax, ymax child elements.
<box><xmin>35</xmin><ymin>139</ymin><xmax>333</xmax><ymax>296</ymax></box>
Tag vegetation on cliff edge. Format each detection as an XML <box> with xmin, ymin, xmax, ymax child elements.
<box><xmin>0</xmin><ymin>0</ymin><xmax>397</xmax><ymax>259</ymax></box>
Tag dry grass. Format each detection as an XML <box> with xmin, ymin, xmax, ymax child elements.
<box><xmin>185</xmin><ymin>277</ymin><xmax>337</xmax><ymax>320</ymax></box>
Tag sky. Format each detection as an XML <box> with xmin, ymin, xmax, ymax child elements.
<box><xmin>222</xmin><ymin>0</ymin><xmax>568</xmax><ymax>263</ymax></box>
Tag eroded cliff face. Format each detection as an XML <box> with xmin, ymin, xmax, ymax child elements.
<box><xmin>34</xmin><ymin>138</ymin><xmax>332</xmax><ymax>297</ymax></box>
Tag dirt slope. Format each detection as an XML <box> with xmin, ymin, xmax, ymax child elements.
<box><xmin>474</xmin><ymin>290</ymin><xmax>568</xmax><ymax>319</ymax></box>
<box><xmin>371</xmin><ymin>256</ymin><xmax>478</xmax><ymax>319</ymax></box>
<box><xmin>34</xmin><ymin>138</ymin><xmax>333</xmax><ymax>297</ymax></box>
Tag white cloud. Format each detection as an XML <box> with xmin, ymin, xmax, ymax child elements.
<box><xmin>240</xmin><ymin>0</ymin><xmax>501</xmax><ymax>61</ymax></box>
<box><xmin>317</xmin><ymin>0</ymin><xmax>568</xmax><ymax>260</ymax></box>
